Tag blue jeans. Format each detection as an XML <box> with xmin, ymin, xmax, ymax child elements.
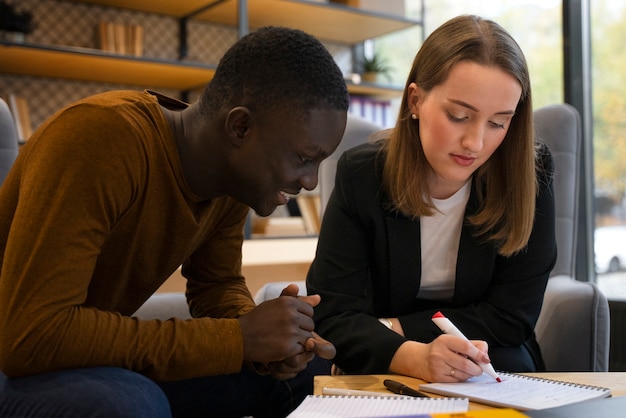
<box><xmin>0</xmin><ymin>358</ymin><xmax>331</xmax><ymax>417</ymax></box>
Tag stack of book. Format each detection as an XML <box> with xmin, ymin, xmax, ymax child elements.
<box><xmin>8</xmin><ymin>94</ymin><xmax>32</xmax><ymax>144</ymax></box>
<box><xmin>97</xmin><ymin>21</ymin><xmax>143</xmax><ymax>56</ymax></box>
<box><xmin>296</xmin><ymin>194</ymin><xmax>321</xmax><ymax>235</ymax></box>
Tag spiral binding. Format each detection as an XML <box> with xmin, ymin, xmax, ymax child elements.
<box><xmin>499</xmin><ymin>372</ymin><xmax>611</xmax><ymax>393</ymax></box>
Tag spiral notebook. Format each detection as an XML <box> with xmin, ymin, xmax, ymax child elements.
<box><xmin>419</xmin><ymin>372</ymin><xmax>611</xmax><ymax>411</ymax></box>
<box><xmin>287</xmin><ymin>395</ymin><xmax>469</xmax><ymax>417</ymax></box>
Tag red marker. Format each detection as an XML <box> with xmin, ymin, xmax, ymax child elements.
<box><xmin>432</xmin><ymin>311</ymin><xmax>502</xmax><ymax>382</ymax></box>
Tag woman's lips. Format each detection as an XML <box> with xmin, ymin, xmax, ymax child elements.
<box><xmin>451</xmin><ymin>154</ymin><xmax>475</xmax><ymax>167</ymax></box>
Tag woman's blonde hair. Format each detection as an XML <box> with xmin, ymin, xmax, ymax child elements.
<box><xmin>382</xmin><ymin>15</ymin><xmax>536</xmax><ymax>256</ymax></box>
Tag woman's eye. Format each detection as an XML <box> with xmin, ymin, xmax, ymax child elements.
<box><xmin>490</xmin><ymin>121</ymin><xmax>506</xmax><ymax>130</ymax></box>
<box><xmin>300</xmin><ymin>156</ymin><xmax>312</xmax><ymax>164</ymax></box>
<box><xmin>447</xmin><ymin>113</ymin><xmax>466</xmax><ymax>123</ymax></box>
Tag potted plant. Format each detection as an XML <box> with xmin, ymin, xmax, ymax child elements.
<box><xmin>360</xmin><ymin>53</ymin><xmax>393</xmax><ymax>83</ymax></box>
<box><xmin>0</xmin><ymin>1</ymin><xmax>35</xmax><ymax>43</ymax></box>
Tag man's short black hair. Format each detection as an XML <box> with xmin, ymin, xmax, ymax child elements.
<box><xmin>199</xmin><ymin>26</ymin><xmax>349</xmax><ymax>117</ymax></box>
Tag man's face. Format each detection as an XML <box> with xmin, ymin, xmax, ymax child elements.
<box><xmin>229</xmin><ymin>107</ymin><xmax>347</xmax><ymax>217</ymax></box>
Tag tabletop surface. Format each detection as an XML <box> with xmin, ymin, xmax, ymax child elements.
<box><xmin>314</xmin><ymin>373</ymin><xmax>626</xmax><ymax>410</ymax></box>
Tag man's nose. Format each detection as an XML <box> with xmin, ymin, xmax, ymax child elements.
<box><xmin>299</xmin><ymin>165</ymin><xmax>319</xmax><ymax>191</ymax></box>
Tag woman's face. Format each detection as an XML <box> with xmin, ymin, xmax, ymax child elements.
<box><xmin>409</xmin><ymin>61</ymin><xmax>522</xmax><ymax>199</ymax></box>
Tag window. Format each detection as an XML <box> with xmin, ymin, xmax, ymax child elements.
<box><xmin>371</xmin><ymin>1</ymin><xmax>563</xmax><ymax>126</ymax></box>
<box><xmin>374</xmin><ymin>0</ymin><xmax>563</xmax><ymax>108</ymax></box>
<box><xmin>591</xmin><ymin>0</ymin><xmax>626</xmax><ymax>299</ymax></box>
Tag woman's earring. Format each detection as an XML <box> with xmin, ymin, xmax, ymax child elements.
<box><xmin>411</xmin><ymin>113</ymin><xmax>418</xmax><ymax>120</ymax></box>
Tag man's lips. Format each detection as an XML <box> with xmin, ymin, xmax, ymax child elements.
<box><xmin>278</xmin><ymin>190</ymin><xmax>297</xmax><ymax>205</ymax></box>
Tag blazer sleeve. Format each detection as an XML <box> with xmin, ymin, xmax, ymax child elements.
<box><xmin>308</xmin><ymin>144</ymin><xmax>408</xmax><ymax>373</ymax></box>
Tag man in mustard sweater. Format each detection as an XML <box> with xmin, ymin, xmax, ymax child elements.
<box><xmin>0</xmin><ymin>27</ymin><xmax>349</xmax><ymax>417</ymax></box>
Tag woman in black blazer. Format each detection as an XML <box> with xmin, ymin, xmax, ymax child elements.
<box><xmin>307</xmin><ymin>15</ymin><xmax>556</xmax><ymax>383</ymax></box>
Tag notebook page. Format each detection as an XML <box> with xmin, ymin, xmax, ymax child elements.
<box><xmin>419</xmin><ymin>372</ymin><xmax>611</xmax><ymax>410</ymax></box>
<box><xmin>287</xmin><ymin>395</ymin><xmax>469</xmax><ymax>417</ymax></box>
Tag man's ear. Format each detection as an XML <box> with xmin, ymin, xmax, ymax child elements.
<box><xmin>224</xmin><ymin>106</ymin><xmax>251</xmax><ymax>147</ymax></box>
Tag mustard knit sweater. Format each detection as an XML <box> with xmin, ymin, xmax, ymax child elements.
<box><xmin>0</xmin><ymin>91</ymin><xmax>255</xmax><ymax>381</ymax></box>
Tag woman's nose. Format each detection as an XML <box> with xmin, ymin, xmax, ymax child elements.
<box><xmin>461</xmin><ymin>125</ymin><xmax>485</xmax><ymax>152</ymax></box>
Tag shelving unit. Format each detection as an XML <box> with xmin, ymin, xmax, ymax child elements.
<box><xmin>0</xmin><ymin>0</ymin><xmax>420</xmax><ymax>96</ymax></box>
<box><xmin>0</xmin><ymin>0</ymin><xmax>422</xmax><ymax>267</ymax></box>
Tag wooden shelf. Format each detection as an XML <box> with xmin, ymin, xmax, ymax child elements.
<box><xmin>73</xmin><ymin>0</ymin><xmax>420</xmax><ymax>44</ymax></box>
<box><xmin>194</xmin><ymin>0</ymin><xmax>418</xmax><ymax>44</ymax></box>
<box><xmin>0</xmin><ymin>42</ymin><xmax>215</xmax><ymax>90</ymax></box>
<box><xmin>71</xmin><ymin>0</ymin><xmax>221</xmax><ymax>18</ymax></box>
<box><xmin>347</xmin><ymin>80</ymin><xmax>403</xmax><ymax>98</ymax></box>
<box><xmin>0</xmin><ymin>42</ymin><xmax>401</xmax><ymax>96</ymax></box>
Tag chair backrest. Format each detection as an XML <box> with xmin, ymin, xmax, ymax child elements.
<box><xmin>0</xmin><ymin>97</ymin><xmax>20</xmax><ymax>185</ymax></box>
<box><xmin>318</xmin><ymin>115</ymin><xmax>383</xmax><ymax>217</ymax></box>
<box><xmin>535</xmin><ymin>103</ymin><xmax>580</xmax><ymax>278</ymax></box>
<box><xmin>533</xmin><ymin>103</ymin><xmax>610</xmax><ymax>371</ymax></box>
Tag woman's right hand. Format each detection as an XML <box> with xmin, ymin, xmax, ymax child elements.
<box><xmin>389</xmin><ymin>335</ymin><xmax>491</xmax><ymax>383</ymax></box>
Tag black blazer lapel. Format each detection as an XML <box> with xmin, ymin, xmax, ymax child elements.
<box><xmin>386</xmin><ymin>213</ymin><xmax>422</xmax><ymax>314</ymax></box>
<box><xmin>454</xmin><ymin>185</ymin><xmax>497</xmax><ymax>304</ymax></box>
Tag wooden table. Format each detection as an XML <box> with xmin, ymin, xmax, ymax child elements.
<box><xmin>314</xmin><ymin>373</ymin><xmax>626</xmax><ymax>411</ymax></box>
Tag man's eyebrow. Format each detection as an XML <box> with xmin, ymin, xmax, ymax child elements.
<box><xmin>447</xmin><ymin>98</ymin><xmax>516</xmax><ymax>115</ymax></box>
<box><xmin>305</xmin><ymin>145</ymin><xmax>330</xmax><ymax>160</ymax></box>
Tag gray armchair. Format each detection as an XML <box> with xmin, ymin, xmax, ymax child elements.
<box><xmin>0</xmin><ymin>97</ymin><xmax>19</xmax><ymax>185</ymax></box>
<box><xmin>133</xmin><ymin>292</ymin><xmax>192</xmax><ymax>320</ymax></box>
<box><xmin>534</xmin><ymin>103</ymin><xmax>610</xmax><ymax>371</ymax></box>
<box><xmin>319</xmin><ymin>114</ymin><xmax>383</xmax><ymax>217</ymax></box>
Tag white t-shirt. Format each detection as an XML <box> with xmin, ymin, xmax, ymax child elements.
<box><xmin>418</xmin><ymin>181</ymin><xmax>471</xmax><ymax>300</ymax></box>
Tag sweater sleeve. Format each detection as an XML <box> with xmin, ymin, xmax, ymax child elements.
<box><xmin>184</xmin><ymin>202</ymin><xmax>257</xmax><ymax>320</ymax></box>
<box><xmin>0</xmin><ymin>99</ymin><xmax>249</xmax><ymax>381</ymax></box>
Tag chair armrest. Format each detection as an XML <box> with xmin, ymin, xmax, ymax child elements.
<box><xmin>253</xmin><ymin>281</ymin><xmax>306</xmax><ymax>304</ymax></box>
<box><xmin>134</xmin><ymin>280</ymin><xmax>308</xmax><ymax>320</ymax></box>
<box><xmin>535</xmin><ymin>275</ymin><xmax>610</xmax><ymax>371</ymax></box>
<box><xmin>132</xmin><ymin>292</ymin><xmax>192</xmax><ymax>320</ymax></box>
